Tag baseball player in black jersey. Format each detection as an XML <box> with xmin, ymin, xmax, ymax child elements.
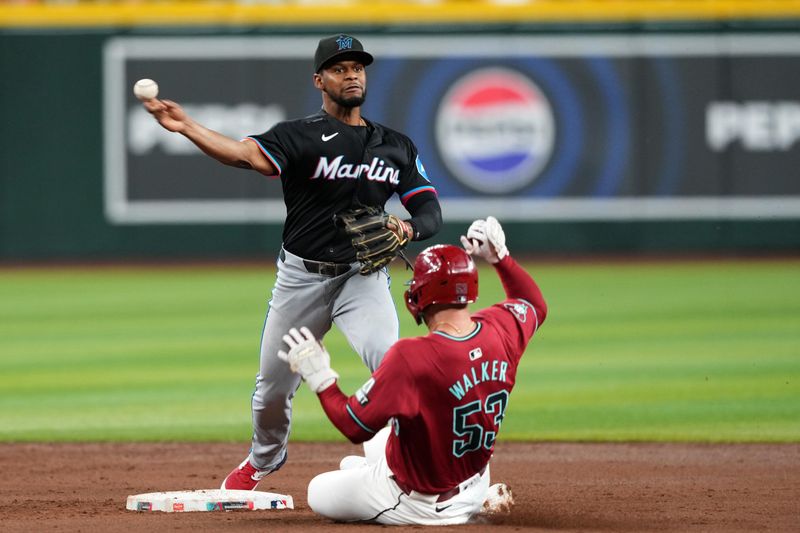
<box><xmin>142</xmin><ymin>34</ymin><xmax>442</xmax><ymax>490</ymax></box>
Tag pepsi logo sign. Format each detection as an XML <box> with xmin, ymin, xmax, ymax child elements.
<box><xmin>435</xmin><ymin>67</ymin><xmax>555</xmax><ymax>194</ymax></box>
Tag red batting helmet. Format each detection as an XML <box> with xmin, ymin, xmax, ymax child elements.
<box><xmin>404</xmin><ymin>244</ymin><xmax>478</xmax><ymax>325</ymax></box>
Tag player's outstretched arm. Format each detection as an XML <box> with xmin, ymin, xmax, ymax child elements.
<box><xmin>142</xmin><ymin>98</ymin><xmax>276</xmax><ymax>175</ymax></box>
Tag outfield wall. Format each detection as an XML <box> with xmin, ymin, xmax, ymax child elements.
<box><xmin>2</xmin><ymin>4</ymin><xmax>800</xmax><ymax>259</ymax></box>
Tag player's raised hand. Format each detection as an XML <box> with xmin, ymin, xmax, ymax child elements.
<box><xmin>460</xmin><ymin>219</ymin><xmax>486</xmax><ymax>256</ymax></box>
<box><xmin>143</xmin><ymin>99</ymin><xmax>191</xmax><ymax>134</ymax></box>
<box><xmin>460</xmin><ymin>216</ymin><xmax>508</xmax><ymax>264</ymax></box>
<box><xmin>277</xmin><ymin>327</ymin><xmax>339</xmax><ymax>393</ymax></box>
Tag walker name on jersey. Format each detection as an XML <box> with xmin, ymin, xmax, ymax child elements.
<box><xmin>311</xmin><ymin>156</ymin><xmax>400</xmax><ymax>184</ymax></box>
<box><xmin>448</xmin><ymin>360</ymin><xmax>509</xmax><ymax>400</ymax></box>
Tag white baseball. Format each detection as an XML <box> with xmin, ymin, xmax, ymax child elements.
<box><xmin>133</xmin><ymin>78</ymin><xmax>159</xmax><ymax>101</ymax></box>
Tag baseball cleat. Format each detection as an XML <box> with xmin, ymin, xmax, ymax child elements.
<box><xmin>480</xmin><ymin>483</ymin><xmax>514</xmax><ymax>515</ymax></box>
<box><xmin>220</xmin><ymin>453</ymin><xmax>286</xmax><ymax>491</ymax></box>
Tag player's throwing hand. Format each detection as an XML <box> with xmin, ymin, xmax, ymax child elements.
<box><xmin>460</xmin><ymin>216</ymin><xmax>508</xmax><ymax>263</ymax></box>
<box><xmin>142</xmin><ymin>99</ymin><xmax>191</xmax><ymax>134</ymax></box>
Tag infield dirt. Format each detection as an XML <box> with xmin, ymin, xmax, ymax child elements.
<box><xmin>1</xmin><ymin>442</ymin><xmax>797</xmax><ymax>532</ymax></box>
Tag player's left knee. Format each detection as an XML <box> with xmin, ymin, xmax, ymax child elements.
<box><xmin>307</xmin><ymin>473</ymin><xmax>334</xmax><ymax>517</ymax></box>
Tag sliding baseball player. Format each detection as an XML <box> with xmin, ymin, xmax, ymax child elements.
<box><xmin>278</xmin><ymin>217</ymin><xmax>547</xmax><ymax>525</ymax></box>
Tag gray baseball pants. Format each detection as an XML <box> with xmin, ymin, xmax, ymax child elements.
<box><xmin>248</xmin><ymin>247</ymin><xmax>399</xmax><ymax>471</ymax></box>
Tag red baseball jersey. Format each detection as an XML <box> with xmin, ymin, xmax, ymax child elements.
<box><xmin>318</xmin><ymin>256</ymin><xmax>546</xmax><ymax>494</ymax></box>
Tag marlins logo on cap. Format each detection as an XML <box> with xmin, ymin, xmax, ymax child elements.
<box><xmin>435</xmin><ymin>67</ymin><xmax>555</xmax><ymax>194</ymax></box>
<box><xmin>314</xmin><ymin>34</ymin><xmax>374</xmax><ymax>72</ymax></box>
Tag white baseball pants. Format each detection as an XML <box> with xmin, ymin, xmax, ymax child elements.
<box><xmin>307</xmin><ymin>427</ymin><xmax>490</xmax><ymax>525</ymax></box>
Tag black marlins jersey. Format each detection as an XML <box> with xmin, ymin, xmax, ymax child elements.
<box><xmin>245</xmin><ymin>110</ymin><xmax>437</xmax><ymax>263</ymax></box>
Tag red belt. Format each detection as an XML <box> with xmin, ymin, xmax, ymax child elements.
<box><xmin>392</xmin><ymin>465</ymin><xmax>487</xmax><ymax>503</ymax></box>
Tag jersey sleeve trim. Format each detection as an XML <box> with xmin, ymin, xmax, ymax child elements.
<box><xmin>346</xmin><ymin>404</ymin><xmax>377</xmax><ymax>434</ymax></box>
<box><xmin>242</xmin><ymin>136</ymin><xmax>282</xmax><ymax>175</ymax></box>
<box><xmin>400</xmin><ymin>185</ymin><xmax>437</xmax><ymax>205</ymax></box>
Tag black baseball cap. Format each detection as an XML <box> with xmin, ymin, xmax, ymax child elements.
<box><xmin>314</xmin><ymin>34</ymin><xmax>374</xmax><ymax>73</ymax></box>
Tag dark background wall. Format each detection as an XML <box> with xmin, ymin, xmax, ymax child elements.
<box><xmin>2</xmin><ymin>21</ymin><xmax>799</xmax><ymax>260</ymax></box>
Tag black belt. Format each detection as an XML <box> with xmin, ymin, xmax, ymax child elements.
<box><xmin>279</xmin><ymin>249</ymin><xmax>351</xmax><ymax>277</ymax></box>
<box><xmin>392</xmin><ymin>464</ymin><xmax>487</xmax><ymax>503</ymax></box>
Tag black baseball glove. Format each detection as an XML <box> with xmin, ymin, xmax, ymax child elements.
<box><xmin>334</xmin><ymin>206</ymin><xmax>411</xmax><ymax>275</ymax></box>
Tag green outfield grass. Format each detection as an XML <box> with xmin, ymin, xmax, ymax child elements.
<box><xmin>0</xmin><ymin>259</ymin><xmax>798</xmax><ymax>443</ymax></box>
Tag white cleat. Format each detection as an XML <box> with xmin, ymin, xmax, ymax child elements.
<box><xmin>481</xmin><ymin>483</ymin><xmax>514</xmax><ymax>515</ymax></box>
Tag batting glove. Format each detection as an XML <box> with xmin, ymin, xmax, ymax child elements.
<box><xmin>459</xmin><ymin>216</ymin><xmax>508</xmax><ymax>264</ymax></box>
<box><xmin>277</xmin><ymin>327</ymin><xmax>339</xmax><ymax>393</ymax></box>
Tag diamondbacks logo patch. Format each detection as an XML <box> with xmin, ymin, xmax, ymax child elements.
<box><xmin>504</xmin><ymin>302</ymin><xmax>529</xmax><ymax>323</ymax></box>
